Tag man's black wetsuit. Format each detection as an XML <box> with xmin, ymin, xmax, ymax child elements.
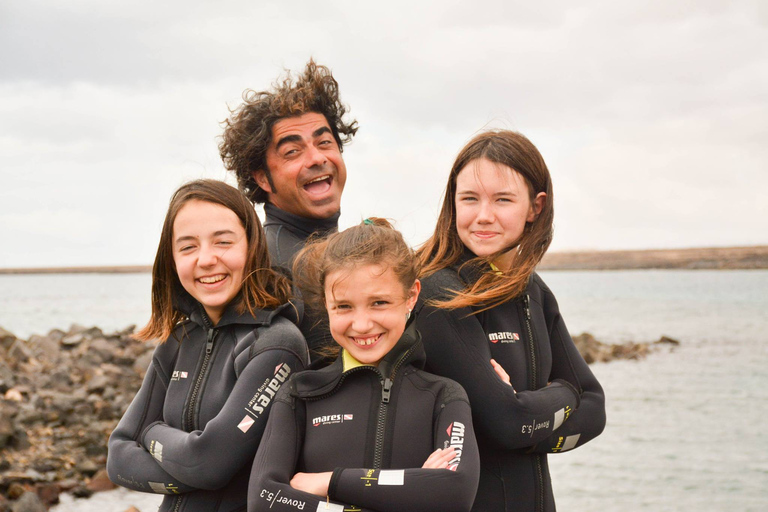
<box><xmin>416</xmin><ymin>259</ymin><xmax>606</xmax><ymax>512</ymax></box>
<box><xmin>107</xmin><ymin>296</ymin><xmax>309</xmax><ymax>512</ymax></box>
<box><xmin>247</xmin><ymin>320</ymin><xmax>481</xmax><ymax>512</ymax></box>
<box><xmin>263</xmin><ymin>202</ymin><xmax>338</xmax><ymax>362</ymax></box>
<box><xmin>263</xmin><ymin>202</ymin><xmax>339</xmax><ymax>269</ymax></box>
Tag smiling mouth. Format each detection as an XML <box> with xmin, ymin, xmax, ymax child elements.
<box><xmin>303</xmin><ymin>175</ymin><xmax>333</xmax><ymax>194</ymax></box>
<box><xmin>351</xmin><ymin>334</ymin><xmax>382</xmax><ymax>346</ymax></box>
<box><xmin>198</xmin><ymin>274</ymin><xmax>227</xmax><ymax>284</ymax></box>
<box><xmin>472</xmin><ymin>232</ymin><xmax>499</xmax><ymax>239</ymax></box>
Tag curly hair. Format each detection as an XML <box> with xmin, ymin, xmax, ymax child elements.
<box><xmin>219</xmin><ymin>59</ymin><xmax>359</xmax><ymax>204</ymax></box>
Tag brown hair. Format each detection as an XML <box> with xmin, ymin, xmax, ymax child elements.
<box><xmin>416</xmin><ymin>130</ymin><xmax>554</xmax><ymax>310</ymax></box>
<box><xmin>219</xmin><ymin>59</ymin><xmax>358</xmax><ymax>204</ymax></box>
<box><xmin>293</xmin><ymin>218</ymin><xmax>420</xmax><ymax>358</ymax></box>
<box><xmin>135</xmin><ymin>179</ymin><xmax>292</xmax><ymax>342</ymax></box>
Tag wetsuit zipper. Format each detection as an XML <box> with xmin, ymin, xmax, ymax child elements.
<box><xmin>373</xmin><ymin>377</ymin><xmax>391</xmax><ymax>469</ymax></box>
<box><xmin>184</xmin><ymin>312</ymin><xmax>217</xmax><ymax>431</ymax></box>
<box><xmin>373</xmin><ymin>343</ymin><xmax>416</xmax><ymax>468</ymax></box>
<box><xmin>171</xmin><ymin>495</ymin><xmax>182</xmax><ymax>512</ymax></box>
<box><xmin>522</xmin><ymin>294</ymin><xmax>537</xmax><ymax>389</ymax></box>
<box><xmin>522</xmin><ymin>294</ymin><xmax>545</xmax><ymax>512</ymax></box>
<box><xmin>304</xmin><ymin>342</ymin><xmax>417</xmax><ymax>469</ymax></box>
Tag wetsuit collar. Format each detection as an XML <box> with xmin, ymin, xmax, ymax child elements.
<box><xmin>175</xmin><ymin>286</ymin><xmax>300</xmax><ymax>329</ymax></box>
<box><xmin>291</xmin><ymin>319</ymin><xmax>426</xmax><ymax>399</ymax></box>
<box><xmin>342</xmin><ymin>349</ymin><xmax>374</xmax><ymax>372</ymax></box>
<box><xmin>264</xmin><ymin>202</ymin><xmax>340</xmax><ymax>240</ymax></box>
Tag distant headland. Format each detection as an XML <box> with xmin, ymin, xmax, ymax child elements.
<box><xmin>538</xmin><ymin>245</ymin><xmax>768</xmax><ymax>270</ymax></box>
<box><xmin>0</xmin><ymin>246</ymin><xmax>767</xmax><ymax>274</ymax></box>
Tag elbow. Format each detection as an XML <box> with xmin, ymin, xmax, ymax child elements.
<box><xmin>184</xmin><ymin>467</ymin><xmax>236</xmax><ymax>491</ymax></box>
<box><xmin>439</xmin><ymin>474</ymin><xmax>480</xmax><ymax>512</ymax></box>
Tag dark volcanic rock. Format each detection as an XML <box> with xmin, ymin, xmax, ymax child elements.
<box><xmin>0</xmin><ymin>327</ymin><xmax>16</xmax><ymax>352</ymax></box>
<box><xmin>0</xmin><ymin>324</ymin><xmax>156</xmax><ymax>509</ymax></box>
<box><xmin>11</xmin><ymin>492</ymin><xmax>46</xmax><ymax>512</ymax></box>
<box><xmin>572</xmin><ymin>332</ymin><xmax>680</xmax><ymax>363</ymax></box>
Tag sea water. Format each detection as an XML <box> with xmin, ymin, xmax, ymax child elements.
<box><xmin>1</xmin><ymin>270</ymin><xmax>765</xmax><ymax>511</ymax></box>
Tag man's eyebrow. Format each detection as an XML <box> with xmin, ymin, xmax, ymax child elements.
<box><xmin>274</xmin><ymin>134</ymin><xmax>302</xmax><ymax>151</ymax></box>
<box><xmin>312</xmin><ymin>126</ymin><xmax>332</xmax><ymax>138</ymax></box>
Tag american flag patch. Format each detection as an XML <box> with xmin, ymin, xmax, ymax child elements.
<box><xmin>238</xmin><ymin>415</ymin><xmax>255</xmax><ymax>433</ymax></box>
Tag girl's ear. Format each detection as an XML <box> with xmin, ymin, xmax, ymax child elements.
<box><xmin>527</xmin><ymin>192</ymin><xmax>547</xmax><ymax>223</ymax></box>
<box><xmin>406</xmin><ymin>279</ymin><xmax>421</xmax><ymax>311</ymax></box>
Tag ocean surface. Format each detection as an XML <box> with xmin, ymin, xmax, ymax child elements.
<box><xmin>1</xmin><ymin>270</ymin><xmax>766</xmax><ymax>512</ymax></box>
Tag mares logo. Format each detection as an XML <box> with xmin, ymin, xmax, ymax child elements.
<box><xmin>444</xmin><ymin>422</ymin><xmax>465</xmax><ymax>471</ymax></box>
<box><xmin>488</xmin><ymin>332</ymin><xmax>519</xmax><ymax>344</ymax></box>
<box><xmin>244</xmin><ymin>363</ymin><xmax>292</xmax><ymax>420</ymax></box>
<box><xmin>312</xmin><ymin>413</ymin><xmax>354</xmax><ymax>427</ymax></box>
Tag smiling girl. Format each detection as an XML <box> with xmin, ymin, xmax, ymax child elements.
<box><xmin>415</xmin><ymin>131</ymin><xmax>606</xmax><ymax>512</ymax></box>
<box><xmin>107</xmin><ymin>180</ymin><xmax>309</xmax><ymax>512</ymax></box>
<box><xmin>247</xmin><ymin>219</ymin><xmax>479</xmax><ymax>512</ymax></box>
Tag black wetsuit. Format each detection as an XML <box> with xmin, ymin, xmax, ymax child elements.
<box><xmin>247</xmin><ymin>321</ymin><xmax>481</xmax><ymax>512</ymax></box>
<box><xmin>263</xmin><ymin>202</ymin><xmax>339</xmax><ymax>269</ymax></box>
<box><xmin>263</xmin><ymin>202</ymin><xmax>338</xmax><ymax>362</ymax></box>
<box><xmin>416</xmin><ymin>261</ymin><xmax>606</xmax><ymax>512</ymax></box>
<box><xmin>107</xmin><ymin>296</ymin><xmax>309</xmax><ymax>512</ymax></box>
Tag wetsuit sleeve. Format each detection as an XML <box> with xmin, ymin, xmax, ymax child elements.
<box><xmin>416</xmin><ymin>302</ymin><xmax>580</xmax><ymax>450</ymax></box>
<box><xmin>247</xmin><ymin>393</ymin><xmax>377</xmax><ymax>512</ymax></box>
<box><xmin>328</xmin><ymin>396</ymin><xmax>480</xmax><ymax>512</ymax></box>
<box><xmin>140</xmin><ymin>348</ymin><xmax>304</xmax><ymax>490</ymax></box>
<box><xmin>530</xmin><ymin>289</ymin><xmax>606</xmax><ymax>454</ymax></box>
<box><xmin>106</xmin><ymin>356</ymin><xmax>198</xmax><ymax>495</ymax></box>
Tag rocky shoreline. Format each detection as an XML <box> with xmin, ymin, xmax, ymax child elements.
<box><xmin>0</xmin><ymin>324</ymin><xmax>678</xmax><ymax>512</ymax></box>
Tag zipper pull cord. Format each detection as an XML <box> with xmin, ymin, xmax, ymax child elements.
<box><xmin>206</xmin><ymin>328</ymin><xmax>215</xmax><ymax>355</ymax></box>
<box><xmin>382</xmin><ymin>378</ymin><xmax>393</xmax><ymax>403</ymax></box>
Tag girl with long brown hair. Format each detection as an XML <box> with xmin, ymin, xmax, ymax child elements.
<box><xmin>415</xmin><ymin>130</ymin><xmax>606</xmax><ymax>512</ymax></box>
<box><xmin>107</xmin><ymin>179</ymin><xmax>309</xmax><ymax>512</ymax></box>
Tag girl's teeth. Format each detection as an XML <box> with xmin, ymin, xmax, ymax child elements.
<box><xmin>354</xmin><ymin>336</ymin><xmax>378</xmax><ymax>346</ymax></box>
<box><xmin>200</xmin><ymin>275</ymin><xmax>225</xmax><ymax>284</ymax></box>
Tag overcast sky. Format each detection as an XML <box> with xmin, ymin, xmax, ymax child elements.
<box><xmin>1</xmin><ymin>0</ymin><xmax>766</xmax><ymax>268</ymax></box>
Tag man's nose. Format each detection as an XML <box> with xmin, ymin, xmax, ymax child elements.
<box><xmin>305</xmin><ymin>144</ymin><xmax>327</xmax><ymax>168</ymax></box>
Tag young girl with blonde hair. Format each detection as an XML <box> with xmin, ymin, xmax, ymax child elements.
<box><xmin>248</xmin><ymin>218</ymin><xmax>480</xmax><ymax>512</ymax></box>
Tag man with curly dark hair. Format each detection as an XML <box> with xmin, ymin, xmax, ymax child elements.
<box><xmin>219</xmin><ymin>59</ymin><xmax>358</xmax><ymax>269</ymax></box>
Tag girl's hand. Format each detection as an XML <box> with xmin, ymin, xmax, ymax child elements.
<box><xmin>421</xmin><ymin>447</ymin><xmax>455</xmax><ymax>469</ymax></box>
<box><xmin>290</xmin><ymin>472</ymin><xmax>333</xmax><ymax>496</ymax></box>
<box><xmin>490</xmin><ymin>359</ymin><xmax>514</xmax><ymax>390</ymax></box>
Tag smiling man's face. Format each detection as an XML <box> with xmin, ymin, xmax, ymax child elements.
<box><xmin>254</xmin><ymin>112</ymin><xmax>346</xmax><ymax>219</ymax></box>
